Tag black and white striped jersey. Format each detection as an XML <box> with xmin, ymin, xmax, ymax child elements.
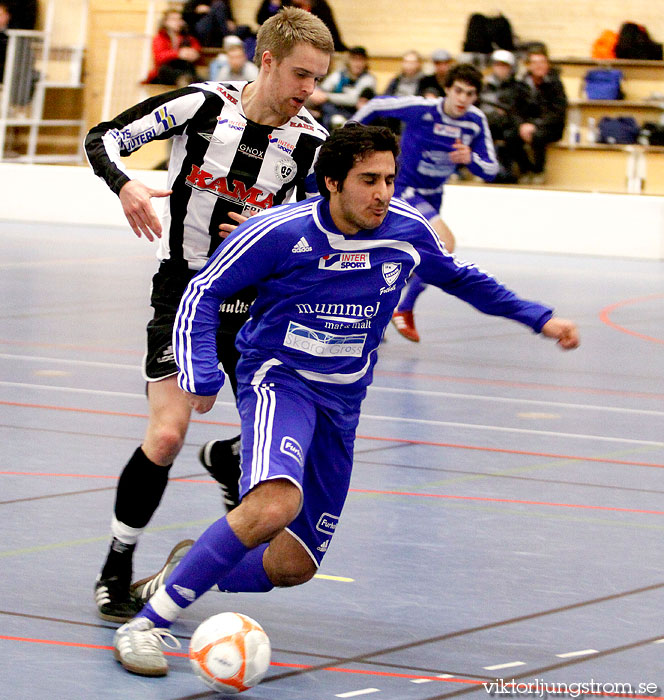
<box><xmin>85</xmin><ymin>81</ymin><xmax>328</xmax><ymax>270</ymax></box>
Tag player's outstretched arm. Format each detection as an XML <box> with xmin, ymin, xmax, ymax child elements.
<box><xmin>119</xmin><ymin>180</ymin><xmax>172</xmax><ymax>241</ymax></box>
<box><xmin>183</xmin><ymin>391</ymin><xmax>217</xmax><ymax>414</ymax></box>
<box><xmin>541</xmin><ymin>317</ymin><xmax>580</xmax><ymax>350</ymax></box>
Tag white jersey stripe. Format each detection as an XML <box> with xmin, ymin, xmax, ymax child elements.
<box><xmin>251</xmin><ymin>384</ymin><xmax>266</xmax><ymax>488</ymax></box>
<box><xmin>261</xmin><ymin>385</ymin><xmax>276</xmax><ymax>483</ymax></box>
<box><xmin>174</xmin><ymin>204</ymin><xmax>315</xmax><ymax>391</ymax></box>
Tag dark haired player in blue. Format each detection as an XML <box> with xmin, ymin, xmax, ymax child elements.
<box><xmin>112</xmin><ymin>123</ymin><xmax>578</xmax><ymax>677</ymax></box>
<box><xmin>352</xmin><ymin>63</ymin><xmax>498</xmax><ymax>342</ymax></box>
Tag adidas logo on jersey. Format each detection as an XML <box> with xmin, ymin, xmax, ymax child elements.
<box><xmin>292</xmin><ymin>237</ymin><xmax>312</xmax><ymax>253</ymax></box>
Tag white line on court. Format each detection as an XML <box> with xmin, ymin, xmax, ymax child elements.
<box><xmin>2</xmin><ymin>355</ymin><xmax>662</xmax><ymax>416</ymax></box>
<box><xmin>0</xmin><ymin>381</ymin><xmax>661</xmax><ymax>447</ymax></box>
<box><xmin>555</xmin><ymin>649</ymin><xmax>598</xmax><ymax>658</ymax></box>
<box><xmin>335</xmin><ymin>690</ymin><xmax>381</xmax><ymax>698</ymax></box>
<box><xmin>0</xmin><ymin>353</ymin><xmax>139</xmax><ymax>370</ymax></box>
<box><xmin>483</xmin><ymin>661</ymin><xmax>526</xmax><ymax>670</ymax></box>
<box><xmin>369</xmin><ymin>386</ymin><xmax>664</xmax><ymax>417</ymax></box>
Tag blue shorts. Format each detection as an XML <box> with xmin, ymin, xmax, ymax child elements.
<box><xmin>235</xmin><ymin>371</ymin><xmax>360</xmax><ymax>567</ymax></box>
<box><xmin>397</xmin><ymin>189</ymin><xmax>443</xmax><ymax>223</ymax></box>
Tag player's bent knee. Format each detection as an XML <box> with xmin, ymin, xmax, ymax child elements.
<box><xmin>263</xmin><ymin>529</ymin><xmax>317</xmax><ymax>587</ymax></box>
<box><xmin>265</xmin><ymin>556</ymin><xmax>316</xmax><ymax>588</ymax></box>
<box><xmin>145</xmin><ymin>425</ymin><xmax>186</xmax><ymax>464</ymax></box>
<box><xmin>229</xmin><ymin>480</ymin><xmax>302</xmax><ymax>545</ymax></box>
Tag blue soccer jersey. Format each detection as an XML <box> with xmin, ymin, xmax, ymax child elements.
<box><xmin>353</xmin><ymin>95</ymin><xmax>498</xmax><ymax>198</ymax></box>
<box><xmin>173</xmin><ymin>196</ymin><xmax>552</xmax><ymax>412</ymax></box>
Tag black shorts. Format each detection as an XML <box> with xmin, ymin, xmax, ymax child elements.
<box><xmin>143</xmin><ymin>261</ymin><xmax>255</xmax><ymax>395</ymax></box>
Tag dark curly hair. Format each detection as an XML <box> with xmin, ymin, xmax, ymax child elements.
<box><xmin>443</xmin><ymin>63</ymin><xmax>483</xmax><ymax>93</ymax></box>
<box><xmin>314</xmin><ymin>122</ymin><xmax>399</xmax><ymax>199</ymax></box>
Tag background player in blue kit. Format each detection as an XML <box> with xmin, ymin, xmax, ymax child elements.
<box><xmin>111</xmin><ymin>123</ymin><xmax>578</xmax><ymax>677</ymax></box>
<box><xmin>352</xmin><ymin>63</ymin><xmax>498</xmax><ymax>342</ymax></box>
<box><xmin>85</xmin><ymin>7</ymin><xmax>334</xmax><ymax>623</ymax></box>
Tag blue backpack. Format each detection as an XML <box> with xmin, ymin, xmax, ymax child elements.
<box><xmin>584</xmin><ymin>69</ymin><xmax>624</xmax><ymax>100</ymax></box>
<box><xmin>598</xmin><ymin>116</ymin><xmax>640</xmax><ymax>144</ymax></box>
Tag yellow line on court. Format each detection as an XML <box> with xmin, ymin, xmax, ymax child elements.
<box><xmin>314</xmin><ymin>574</ymin><xmax>354</xmax><ymax>582</ymax></box>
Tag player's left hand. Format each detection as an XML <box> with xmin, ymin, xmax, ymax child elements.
<box><xmin>184</xmin><ymin>391</ymin><xmax>217</xmax><ymax>413</ymax></box>
<box><xmin>449</xmin><ymin>139</ymin><xmax>472</xmax><ymax>165</ymax></box>
<box><xmin>219</xmin><ymin>211</ymin><xmax>249</xmax><ymax>238</ymax></box>
<box><xmin>541</xmin><ymin>317</ymin><xmax>580</xmax><ymax>350</ymax></box>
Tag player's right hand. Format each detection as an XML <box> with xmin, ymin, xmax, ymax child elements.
<box><xmin>184</xmin><ymin>391</ymin><xmax>217</xmax><ymax>414</ymax></box>
<box><xmin>119</xmin><ymin>180</ymin><xmax>172</xmax><ymax>241</ymax></box>
<box><xmin>219</xmin><ymin>211</ymin><xmax>249</xmax><ymax>238</ymax></box>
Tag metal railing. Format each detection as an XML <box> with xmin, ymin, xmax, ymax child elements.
<box><xmin>0</xmin><ymin>0</ymin><xmax>87</xmax><ymax>163</ymax></box>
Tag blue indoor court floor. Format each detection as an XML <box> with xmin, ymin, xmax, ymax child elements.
<box><xmin>1</xmin><ymin>218</ymin><xmax>663</xmax><ymax>699</ymax></box>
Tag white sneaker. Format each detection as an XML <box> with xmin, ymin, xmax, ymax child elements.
<box><xmin>113</xmin><ymin>616</ymin><xmax>181</xmax><ymax>676</ymax></box>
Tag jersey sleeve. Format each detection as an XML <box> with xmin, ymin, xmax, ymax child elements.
<box><xmin>412</xmin><ymin>220</ymin><xmax>553</xmax><ymax>331</ymax></box>
<box><xmin>302</xmin><ymin>142</ymin><xmax>324</xmax><ymax>198</ymax></box>
<box><xmin>173</xmin><ymin>210</ymin><xmax>294</xmax><ymax>395</ymax></box>
<box><xmin>352</xmin><ymin>95</ymin><xmax>427</xmax><ymax>124</ymax></box>
<box><xmin>84</xmin><ymin>85</ymin><xmax>210</xmax><ymax>195</ymax></box>
<box><xmin>466</xmin><ymin>109</ymin><xmax>499</xmax><ymax>182</ymax></box>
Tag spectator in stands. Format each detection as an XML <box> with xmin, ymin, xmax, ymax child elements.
<box><xmin>384</xmin><ymin>50</ymin><xmax>424</xmax><ymax>97</ymax></box>
<box><xmin>0</xmin><ymin>2</ymin><xmax>9</xmax><ymax>82</ymax></box>
<box><xmin>480</xmin><ymin>49</ymin><xmax>534</xmax><ymax>183</ymax></box>
<box><xmin>356</xmin><ymin>86</ymin><xmax>376</xmax><ymax>110</ymax></box>
<box><xmin>511</xmin><ymin>47</ymin><xmax>567</xmax><ymax>183</ymax></box>
<box><xmin>256</xmin><ymin>0</ymin><xmax>284</xmax><ymax>26</ymax></box>
<box><xmin>308</xmin><ymin>46</ymin><xmax>376</xmax><ymax>129</ymax></box>
<box><xmin>208</xmin><ymin>35</ymin><xmax>259</xmax><ymax>82</ymax></box>
<box><xmin>417</xmin><ymin>49</ymin><xmax>454</xmax><ymax>97</ymax></box>
<box><xmin>5</xmin><ymin>0</ymin><xmax>36</xmax><ymax>30</ymax></box>
<box><xmin>183</xmin><ymin>0</ymin><xmax>235</xmax><ymax>46</ymax></box>
<box><xmin>288</xmin><ymin>0</ymin><xmax>347</xmax><ymax>52</ymax></box>
<box><xmin>146</xmin><ymin>9</ymin><xmax>201</xmax><ymax>87</ymax></box>
<box><xmin>0</xmin><ymin>0</ymin><xmax>37</xmax><ymax>108</ymax></box>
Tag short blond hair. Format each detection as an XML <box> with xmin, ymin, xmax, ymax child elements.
<box><xmin>254</xmin><ymin>7</ymin><xmax>334</xmax><ymax>67</ymax></box>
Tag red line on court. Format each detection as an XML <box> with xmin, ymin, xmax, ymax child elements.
<box><xmin>598</xmin><ymin>294</ymin><xmax>664</xmax><ymax>345</ymax></box>
<box><xmin>2</xmin><ymin>472</ymin><xmax>664</xmax><ymax>516</ymax></box>
<box><xmin>352</xmin><ymin>488</ymin><xmax>664</xmax><ymax>516</ymax></box>
<box><xmin>2</xmin><ymin>636</ymin><xmax>663</xmax><ymax>697</ymax></box>
<box><xmin>1</xmin><ymin>399</ymin><xmax>663</xmax><ymax>471</ymax></box>
<box><xmin>0</xmin><ymin>634</ymin><xmax>476</xmax><ymax>684</ymax></box>
<box><xmin>374</xmin><ymin>369</ymin><xmax>664</xmax><ymax>400</ymax></box>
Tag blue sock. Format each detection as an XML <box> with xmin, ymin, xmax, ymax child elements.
<box><xmin>216</xmin><ymin>543</ymin><xmax>273</xmax><ymax>593</ymax></box>
<box><xmin>397</xmin><ymin>274</ymin><xmax>427</xmax><ymax>312</ymax></box>
<box><xmin>136</xmin><ymin>520</ymin><xmax>272</xmax><ymax>628</ymax></box>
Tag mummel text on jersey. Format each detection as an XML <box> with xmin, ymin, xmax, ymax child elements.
<box><xmin>174</xmin><ymin>197</ymin><xmax>553</xmax><ymax>411</ymax></box>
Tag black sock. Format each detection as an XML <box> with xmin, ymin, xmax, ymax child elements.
<box><xmin>114</xmin><ymin>446</ymin><xmax>171</xmax><ymax>528</ymax></box>
<box><xmin>99</xmin><ymin>447</ymin><xmax>171</xmax><ymax>580</ymax></box>
<box><xmin>100</xmin><ymin>538</ymin><xmax>136</xmax><ymax>583</ymax></box>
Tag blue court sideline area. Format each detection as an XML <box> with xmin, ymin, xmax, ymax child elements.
<box><xmin>1</xmin><ymin>219</ymin><xmax>663</xmax><ymax>699</ymax></box>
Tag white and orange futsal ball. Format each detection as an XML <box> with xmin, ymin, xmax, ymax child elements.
<box><xmin>189</xmin><ymin>612</ymin><xmax>271</xmax><ymax>694</ymax></box>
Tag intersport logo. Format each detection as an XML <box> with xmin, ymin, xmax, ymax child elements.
<box><xmin>319</xmin><ymin>252</ymin><xmax>370</xmax><ymax>271</ymax></box>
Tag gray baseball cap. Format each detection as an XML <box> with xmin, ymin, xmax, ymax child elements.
<box><xmin>431</xmin><ymin>49</ymin><xmax>452</xmax><ymax>63</ymax></box>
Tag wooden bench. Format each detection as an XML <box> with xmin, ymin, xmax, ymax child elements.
<box><xmin>567</xmin><ymin>98</ymin><xmax>664</xmax><ymax>126</ymax></box>
<box><xmin>543</xmin><ymin>142</ymin><xmax>664</xmax><ymax>194</ymax></box>
<box><xmin>552</xmin><ymin>56</ymin><xmax>664</xmax><ymax>101</ymax></box>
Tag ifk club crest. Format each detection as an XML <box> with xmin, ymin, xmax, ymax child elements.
<box><xmin>382</xmin><ymin>262</ymin><xmax>401</xmax><ymax>286</ymax></box>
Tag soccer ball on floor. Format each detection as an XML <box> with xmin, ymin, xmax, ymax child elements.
<box><xmin>189</xmin><ymin>612</ymin><xmax>271</xmax><ymax>694</ymax></box>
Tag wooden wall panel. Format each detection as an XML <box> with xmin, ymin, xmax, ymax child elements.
<box><xmin>234</xmin><ymin>0</ymin><xmax>664</xmax><ymax>59</ymax></box>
